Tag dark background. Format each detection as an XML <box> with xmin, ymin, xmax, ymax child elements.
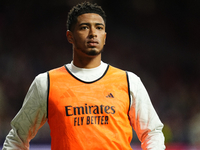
<box><xmin>0</xmin><ymin>0</ymin><xmax>200</xmax><ymax>148</ymax></box>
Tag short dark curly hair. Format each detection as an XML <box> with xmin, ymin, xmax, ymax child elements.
<box><xmin>66</xmin><ymin>2</ymin><xmax>106</xmax><ymax>31</ymax></box>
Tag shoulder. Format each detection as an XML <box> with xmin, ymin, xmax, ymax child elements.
<box><xmin>34</xmin><ymin>72</ymin><xmax>48</xmax><ymax>84</ymax></box>
<box><xmin>48</xmin><ymin>65</ymin><xmax>66</xmax><ymax>72</ymax></box>
<box><xmin>48</xmin><ymin>66</ymin><xmax>69</xmax><ymax>78</ymax></box>
<box><xmin>126</xmin><ymin>71</ymin><xmax>140</xmax><ymax>82</ymax></box>
<box><xmin>108</xmin><ymin>65</ymin><xmax>128</xmax><ymax>76</ymax></box>
<box><xmin>31</xmin><ymin>72</ymin><xmax>49</xmax><ymax>94</ymax></box>
<box><xmin>109</xmin><ymin>65</ymin><xmax>140</xmax><ymax>81</ymax></box>
<box><xmin>125</xmin><ymin>71</ymin><xmax>143</xmax><ymax>94</ymax></box>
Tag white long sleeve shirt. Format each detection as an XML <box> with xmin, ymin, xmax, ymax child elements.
<box><xmin>2</xmin><ymin>61</ymin><xmax>165</xmax><ymax>150</ymax></box>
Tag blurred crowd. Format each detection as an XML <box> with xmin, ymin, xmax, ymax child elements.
<box><xmin>0</xmin><ymin>0</ymin><xmax>200</xmax><ymax>147</ymax></box>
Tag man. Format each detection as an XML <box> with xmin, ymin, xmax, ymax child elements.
<box><xmin>3</xmin><ymin>2</ymin><xmax>165</xmax><ymax>150</ymax></box>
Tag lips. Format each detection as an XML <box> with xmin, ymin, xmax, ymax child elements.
<box><xmin>87</xmin><ymin>40</ymin><xmax>99</xmax><ymax>47</ymax></box>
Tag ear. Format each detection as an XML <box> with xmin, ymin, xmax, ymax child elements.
<box><xmin>104</xmin><ymin>32</ymin><xmax>107</xmax><ymax>45</ymax></box>
<box><xmin>66</xmin><ymin>30</ymin><xmax>74</xmax><ymax>44</ymax></box>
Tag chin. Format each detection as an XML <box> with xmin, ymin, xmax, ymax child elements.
<box><xmin>87</xmin><ymin>50</ymin><xmax>100</xmax><ymax>56</ymax></box>
<box><xmin>85</xmin><ymin>48</ymin><xmax>103</xmax><ymax>56</ymax></box>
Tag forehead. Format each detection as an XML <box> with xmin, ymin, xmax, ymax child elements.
<box><xmin>76</xmin><ymin>13</ymin><xmax>105</xmax><ymax>25</ymax></box>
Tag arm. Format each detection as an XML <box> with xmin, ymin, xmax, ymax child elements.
<box><xmin>127</xmin><ymin>72</ymin><xmax>165</xmax><ymax>150</ymax></box>
<box><xmin>2</xmin><ymin>73</ymin><xmax>48</xmax><ymax>150</ymax></box>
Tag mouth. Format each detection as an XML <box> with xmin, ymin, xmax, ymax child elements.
<box><xmin>87</xmin><ymin>40</ymin><xmax>99</xmax><ymax>47</ymax></box>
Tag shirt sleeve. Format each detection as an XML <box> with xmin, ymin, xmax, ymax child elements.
<box><xmin>2</xmin><ymin>73</ymin><xmax>48</xmax><ymax>150</ymax></box>
<box><xmin>127</xmin><ymin>72</ymin><xmax>166</xmax><ymax>150</ymax></box>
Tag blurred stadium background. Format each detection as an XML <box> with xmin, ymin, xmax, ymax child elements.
<box><xmin>0</xmin><ymin>0</ymin><xmax>200</xmax><ymax>149</ymax></box>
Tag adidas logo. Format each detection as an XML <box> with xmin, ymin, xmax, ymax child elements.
<box><xmin>106</xmin><ymin>93</ymin><xmax>114</xmax><ymax>98</ymax></box>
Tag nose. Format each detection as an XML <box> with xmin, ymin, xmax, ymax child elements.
<box><xmin>89</xmin><ymin>27</ymin><xmax>97</xmax><ymax>38</ymax></box>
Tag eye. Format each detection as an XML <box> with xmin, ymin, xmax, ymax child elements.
<box><xmin>80</xmin><ymin>26</ymin><xmax>88</xmax><ymax>30</ymax></box>
<box><xmin>96</xmin><ymin>26</ymin><xmax>103</xmax><ymax>30</ymax></box>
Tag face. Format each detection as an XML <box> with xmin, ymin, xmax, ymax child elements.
<box><xmin>67</xmin><ymin>13</ymin><xmax>106</xmax><ymax>57</ymax></box>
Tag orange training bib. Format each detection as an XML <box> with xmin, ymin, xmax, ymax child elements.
<box><xmin>48</xmin><ymin>65</ymin><xmax>132</xmax><ymax>150</ymax></box>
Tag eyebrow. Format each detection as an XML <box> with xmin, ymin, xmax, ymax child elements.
<box><xmin>79</xmin><ymin>23</ymin><xmax>105</xmax><ymax>26</ymax></box>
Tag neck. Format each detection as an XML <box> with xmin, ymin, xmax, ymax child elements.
<box><xmin>73</xmin><ymin>54</ymin><xmax>101</xmax><ymax>69</ymax></box>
